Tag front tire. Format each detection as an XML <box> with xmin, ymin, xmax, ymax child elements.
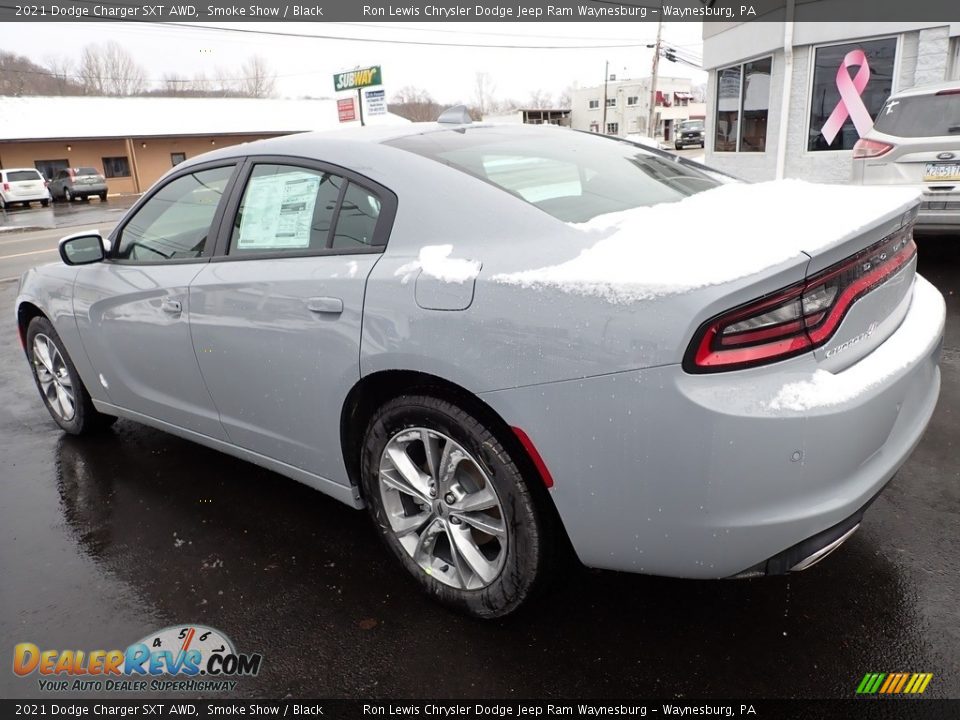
<box><xmin>64</xmin><ymin>188</ymin><xmax>73</xmax><ymax>202</ymax></box>
<box><xmin>361</xmin><ymin>395</ymin><xmax>554</xmax><ymax>618</ymax></box>
<box><xmin>26</xmin><ymin>316</ymin><xmax>116</xmax><ymax>435</ymax></box>
<box><xmin>41</xmin><ymin>199</ymin><xmax>49</xmax><ymax>207</ymax></box>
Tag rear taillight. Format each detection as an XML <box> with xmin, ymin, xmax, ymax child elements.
<box><xmin>685</xmin><ymin>224</ymin><xmax>917</xmax><ymax>373</ymax></box>
<box><xmin>935</xmin><ymin>88</ymin><xmax>960</xmax><ymax>96</ymax></box>
<box><xmin>2</xmin><ymin>182</ymin><xmax>9</xmax><ymax>191</ymax></box>
<box><xmin>852</xmin><ymin>138</ymin><xmax>894</xmax><ymax>159</ymax></box>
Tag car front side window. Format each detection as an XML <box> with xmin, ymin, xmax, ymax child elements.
<box><xmin>114</xmin><ymin>165</ymin><xmax>233</xmax><ymax>263</ymax></box>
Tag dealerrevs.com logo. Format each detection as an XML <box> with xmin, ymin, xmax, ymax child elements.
<box><xmin>13</xmin><ymin>625</ymin><xmax>263</xmax><ymax>693</ymax></box>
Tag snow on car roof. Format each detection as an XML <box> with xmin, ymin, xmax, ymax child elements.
<box><xmin>0</xmin><ymin>95</ymin><xmax>410</xmax><ymax>141</ymax></box>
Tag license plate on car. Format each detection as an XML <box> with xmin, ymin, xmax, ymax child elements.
<box><xmin>924</xmin><ymin>162</ymin><xmax>960</xmax><ymax>181</ymax></box>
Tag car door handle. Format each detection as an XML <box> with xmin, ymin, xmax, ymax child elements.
<box><xmin>161</xmin><ymin>299</ymin><xmax>182</xmax><ymax>315</ymax></box>
<box><xmin>306</xmin><ymin>296</ymin><xmax>343</xmax><ymax>315</ymax></box>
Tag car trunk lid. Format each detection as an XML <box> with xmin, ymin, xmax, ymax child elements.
<box><xmin>801</xmin><ymin>206</ymin><xmax>919</xmax><ymax>373</ymax></box>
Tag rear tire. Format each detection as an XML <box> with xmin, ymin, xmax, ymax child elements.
<box><xmin>360</xmin><ymin>394</ymin><xmax>555</xmax><ymax>618</ymax></box>
<box><xmin>64</xmin><ymin>188</ymin><xmax>73</xmax><ymax>202</ymax></box>
<box><xmin>26</xmin><ymin>316</ymin><xmax>117</xmax><ymax>435</ymax></box>
<box><xmin>99</xmin><ymin>192</ymin><xmax>107</xmax><ymax>202</ymax></box>
<box><xmin>41</xmin><ymin>199</ymin><xmax>49</xmax><ymax>207</ymax></box>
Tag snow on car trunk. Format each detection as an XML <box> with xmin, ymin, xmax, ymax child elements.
<box><xmin>492</xmin><ymin>180</ymin><xmax>920</xmax><ymax>304</ymax></box>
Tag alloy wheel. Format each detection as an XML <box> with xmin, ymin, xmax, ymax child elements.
<box><xmin>32</xmin><ymin>333</ymin><xmax>76</xmax><ymax>421</ymax></box>
<box><xmin>378</xmin><ymin>427</ymin><xmax>508</xmax><ymax>590</ymax></box>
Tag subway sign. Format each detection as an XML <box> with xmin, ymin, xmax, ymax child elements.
<box><xmin>333</xmin><ymin>66</ymin><xmax>382</xmax><ymax>92</ymax></box>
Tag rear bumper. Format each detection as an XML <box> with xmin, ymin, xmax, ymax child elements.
<box><xmin>67</xmin><ymin>184</ymin><xmax>108</xmax><ymax>195</ymax></box>
<box><xmin>2</xmin><ymin>191</ymin><xmax>50</xmax><ymax>202</ymax></box>
<box><xmin>917</xmin><ymin>199</ymin><xmax>960</xmax><ymax>232</ymax></box>
<box><xmin>480</xmin><ymin>276</ymin><xmax>945</xmax><ymax>577</ymax></box>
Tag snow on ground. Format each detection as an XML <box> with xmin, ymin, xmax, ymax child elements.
<box><xmin>493</xmin><ymin>180</ymin><xmax>920</xmax><ymax>304</ymax></box>
<box><xmin>395</xmin><ymin>244</ymin><xmax>481</xmax><ymax>284</ymax></box>
<box><xmin>768</xmin><ymin>275</ymin><xmax>945</xmax><ymax>411</ymax></box>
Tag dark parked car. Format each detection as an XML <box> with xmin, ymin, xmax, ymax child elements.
<box><xmin>48</xmin><ymin>167</ymin><xmax>108</xmax><ymax>203</ymax></box>
<box><xmin>675</xmin><ymin>120</ymin><xmax>705</xmax><ymax>150</ymax></box>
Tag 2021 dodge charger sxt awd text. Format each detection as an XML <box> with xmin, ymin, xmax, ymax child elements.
<box><xmin>16</xmin><ymin>120</ymin><xmax>945</xmax><ymax>617</ymax></box>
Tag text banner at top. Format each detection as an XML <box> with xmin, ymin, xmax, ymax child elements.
<box><xmin>1</xmin><ymin>0</ymin><xmax>958</xmax><ymax>22</ymax></box>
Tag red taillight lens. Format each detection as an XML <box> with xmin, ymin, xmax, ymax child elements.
<box><xmin>852</xmin><ymin>138</ymin><xmax>894</xmax><ymax>159</ymax></box>
<box><xmin>935</xmin><ymin>88</ymin><xmax>960</xmax><ymax>96</ymax></box>
<box><xmin>2</xmin><ymin>182</ymin><xmax>9</xmax><ymax>191</ymax></box>
<box><xmin>685</xmin><ymin>224</ymin><xmax>917</xmax><ymax>373</ymax></box>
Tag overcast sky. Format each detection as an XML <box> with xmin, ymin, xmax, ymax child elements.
<box><xmin>2</xmin><ymin>22</ymin><xmax>706</xmax><ymax>102</ymax></box>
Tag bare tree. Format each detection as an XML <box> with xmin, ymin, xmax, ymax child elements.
<box><xmin>191</xmin><ymin>72</ymin><xmax>211</xmax><ymax>93</ymax></box>
<box><xmin>212</xmin><ymin>66</ymin><xmax>237</xmax><ymax>96</ymax></box>
<box><xmin>44</xmin><ymin>54</ymin><xmax>76</xmax><ymax>95</ymax></box>
<box><xmin>162</xmin><ymin>72</ymin><xmax>189</xmax><ymax>95</ymax></box>
<box><xmin>388</xmin><ymin>86</ymin><xmax>445</xmax><ymax>122</ymax></box>
<box><xmin>78</xmin><ymin>42</ymin><xmax>146</xmax><ymax>95</ymax></box>
<box><xmin>526</xmin><ymin>89</ymin><xmax>554</xmax><ymax>109</ymax></box>
<box><xmin>239</xmin><ymin>55</ymin><xmax>276</xmax><ymax>98</ymax></box>
<box><xmin>473</xmin><ymin>71</ymin><xmax>496</xmax><ymax>117</ymax></box>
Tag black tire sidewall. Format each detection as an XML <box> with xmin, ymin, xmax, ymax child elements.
<box><xmin>360</xmin><ymin>395</ymin><xmax>548</xmax><ymax>618</ymax></box>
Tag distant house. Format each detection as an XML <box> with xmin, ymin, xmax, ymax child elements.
<box><xmin>570</xmin><ymin>76</ymin><xmax>705</xmax><ymax>142</ymax></box>
<box><xmin>483</xmin><ymin>108</ymin><xmax>572</xmax><ymax>126</ymax></box>
<box><xmin>0</xmin><ymin>96</ymin><xmax>409</xmax><ymax>195</ymax></box>
<box><xmin>702</xmin><ymin>19</ymin><xmax>960</xmax><ymax>181</ymax></box>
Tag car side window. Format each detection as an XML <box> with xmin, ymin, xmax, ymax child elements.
<box><xmin>229</xmin><ymin>164</ymin><xmax>343</xmax><ymax>255</ymax></box>
<box><xmin>331</xmin><ymin>183</ymin><xmax>382</xmax><ymax>249</ymax></box>
<box><xmin>114</xmin><ymin>166</ymin><xmax>233</xmax><ymax>263</ymax></box>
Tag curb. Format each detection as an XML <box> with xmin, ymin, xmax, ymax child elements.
<box><xmin>0</xmin><ymin>226</ymin><xmax>50</xmax><ymax>234</ymax></box>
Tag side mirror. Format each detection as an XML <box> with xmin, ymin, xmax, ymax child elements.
<box><xmin>59</xmin><ymin>232</ymin><xmax>105</xmax><ymax>266</ymax></box>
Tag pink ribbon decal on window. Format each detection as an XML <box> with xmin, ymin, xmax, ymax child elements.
<box><xmin>820</xmin><ymin>49</ymin><xmax>874</xmax><ymax>145</ymax></box>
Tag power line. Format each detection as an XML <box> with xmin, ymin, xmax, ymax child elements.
<box><xmin>149</xmin><ymin>20</ymin><xmax>659</xmax><ymax>49</ymax></box>
<box><xmin>327</xmin><ymin>21</ymin><xmax>659</xmax><ymax>44</ymax></box>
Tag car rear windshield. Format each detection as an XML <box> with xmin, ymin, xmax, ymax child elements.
<box><xmin>873</xmin><ymin>93</ymin><xmax>960</xmax><ymax>137</ymax></box>
<box><xmin>7</xmin><ymin>170</ymin><xmax>42</xmax><ymax>182</ymax></box>
<box><xmin>75</xmin><ymin>167</ymin><xmax>100</xmax><ymax>175</ymax></box>
<box><xmin>681</xmin><ymin>121</ymin><xmax>704</xmax><ymax>131</ymax></box>
<box><xmin>386</xmin><ymin>127</ymin><xmax>724</xmax><ymax>223</ymax></box>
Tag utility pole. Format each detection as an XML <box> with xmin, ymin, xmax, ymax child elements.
<box><xmin>647</xmin><ymin>18</ymin><xmax>663</xmax><ymax>140</ymax></box>
<box><xmin>602</xmin><ymin>60</ymin><xmax>609</xmax><ymax>134</ymax></box>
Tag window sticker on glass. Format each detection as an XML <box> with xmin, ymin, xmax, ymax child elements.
<box><xmin>237</xmin><ymin>171</ymin><xmax>322</xmax><ymax>250</ymax></box>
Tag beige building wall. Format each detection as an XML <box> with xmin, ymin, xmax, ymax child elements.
<box><xmin>0</xmin><ymin>138</ymin><xmax>135</xmax><ymax>194</ymax></box>
<box><xmin>0</xmin><ymin>133</ymin><xmax>281</xmax><ymax>196</ymax></box>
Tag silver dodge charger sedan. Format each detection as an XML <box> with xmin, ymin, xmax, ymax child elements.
<box><xmin>16</xmin><ymin>118</ymin><xmax>945</xmax><ymax>617</ymax></box>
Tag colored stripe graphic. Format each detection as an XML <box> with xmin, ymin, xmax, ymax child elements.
<box><xmin>857</xmin><ymin>672</ymin><xmax>932</xmax><ymax>694</ymax></box>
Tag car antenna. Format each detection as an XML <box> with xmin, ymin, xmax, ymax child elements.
<box><xmin>437</xmin><ymin>105</ymin><xmax>473</xmax><ymax>125</ymax></box>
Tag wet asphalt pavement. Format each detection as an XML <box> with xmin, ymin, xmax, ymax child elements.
<box><xmin>0</xmin><ymin>195</ymin><xmax>140</xmax><ymax>232</ymax></box>
<box><xmin>1</xmin><ymin>237</ymin><xmax>958</xmax><ymax>701</ymax></box>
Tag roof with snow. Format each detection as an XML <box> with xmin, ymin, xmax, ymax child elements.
<box><xmin>0</xmin><ymin>96</ymin><xmax>410</xmax><ymax>142</ymax></box>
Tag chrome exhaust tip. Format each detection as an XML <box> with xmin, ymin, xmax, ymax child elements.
<box><xmin>790</xmin><ymin>523</ymin><xmax>860</xmax><ymax>572</ymax></box>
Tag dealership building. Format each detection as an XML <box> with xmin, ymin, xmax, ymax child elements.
<box><xmin>0</xmin><ymin>96</ymin><xmax>408</xmax><ymax>195</ymax></box>
<box><xmin>702</xmin><ymin>19</ymin><xmax>960</xmax><ymax>182</ymax></box>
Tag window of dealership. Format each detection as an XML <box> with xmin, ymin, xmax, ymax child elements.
<box><xmin>703</xmin><ymin>22</ymin><xmax>958</xmax><ymax>183</ymax></box>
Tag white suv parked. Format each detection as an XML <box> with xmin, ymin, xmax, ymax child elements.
<box><xmin>0</xmin><ymin>168</ymin><xmax>51</xmax><ymax>210</ymax></box>
<box><xmin>852</xmin><ymin>81</ymin><xmax>960</xmax><ymax>233</ymax></box>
